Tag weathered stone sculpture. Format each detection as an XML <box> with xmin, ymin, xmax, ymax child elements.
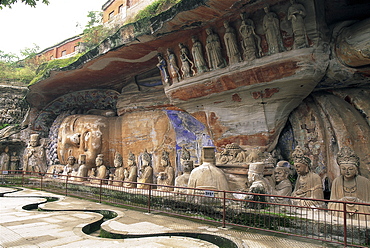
<box><xmin>223</xmin><ymin>21</ymin><xmax>241</xmax><ymax>64</ymax></box>
<box><xmin>178</xmin><ymin>43</ymin><xmax>194</xmax><ymax>78</ymax></box>
<box><xmin>157</xmin><ymin>53</ymin><xmax>170</xmax><ymax>86</ymax></box>
<box><xmin>23</xmin><ymin>134</ymin><xmax>47</xmax><ymax>173</ymax></box>
<box><xmin>188</xmin><ymin>146</ymin><xmax>230</xmax><ymax>192</ymax></box>
<box><xmin>191</xmin><ymin>36</ymin><xmax>209</xmax><ymax>74</ymax></box>
<box><xmin>263</xmin><ymin>5</ymin><xmax>285</xmax><ymax>55</ymax></box>
<box><xmin>0</xmin><ymin>146</ymin><xmax>10</xmax><ymax>171</ymax></box>
<box><xmin>239</xmin><ymin>18</ymin><xmax>262</xmax><ymax>61</ymax></box>
<box><xmin>167</xmin><ymin>48</ymin><xmax>181</xmax><ymax>83</ymax></box>
<box><xmin>62</xmin><ymin>155</ymin><xmax>77</xmax><ymax>177</ymax></box>
<box><xmin>270</xmin><ymin>166</ymin><xmax>293</xmax><ymax>203</ymax></box>
<box><xmin>76</xmin><ymin>154</ymin><xmax>88</xmax><ymax>181</ymax></box>
<box><xmin>138</xmin><ymin>149</ymin><xmax>153</xmax><ymax>189</ymax></box>
<box><xmin>112</xmin><ymin>152</ymin><xmax>125</xmax><ymax>186</ymax></box>
<box><xmin>247</xmin><ymin>162</ymin><xmax>272</xmax><ymax>194</ymax></box>
<box><xmin>216</xmin><ymin>143</ymin><xmax>248</xmax><ymax>164</ymax></box>
<box><xmin>328</xmin><ymin>147</ymin><xmax>370</xmax><ymax>220</ymax></box>
<box><xmin>291</xmin><ymin>146</ymin><xmax>324</xmax><ymax>207</ymax></box>
<box><xmin>157</xmin><ymin>150</ymin><xmax>175</xmax><ymax>191</ymax></box>
<box><xmin>288</xmin><ymin>0</ymin><xmax>308</xmax><ymax>49</ymax></box>
<box><xmin>90</xmin><ymin>154</ymin><xmax>107</xmax><ymax>184</ymax></box>
<box><xmin>175</xmin><ymin>160</ymin><xmax>194</xmax><ymax>193</ymax></box>
<box><xmin>205</xmin><ymin>28</ymin><xmax>227</xmax><ymax>70</ymax></box>
<box><xmin>124</xmin><ymin>152</ymin><xmax>138</xmax><ymax>188</ymax></box>
<box><xmin>10</xmin><ymin>152</ymin><xmax>19</xmax><ymax>172</ymax></box>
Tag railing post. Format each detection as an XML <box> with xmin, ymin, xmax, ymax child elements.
<box><xmin>21</xmin><ymin>171</ymin><xmax>24</xmax><ymax>187</ymax></box>
<box><xmin>99</xmin><ymin>179</ymin><xmax>103</xmax><ymax>203</ymax></box>
<box><xmin>343</xmin><ymin>202</ymin><xmax>347</xmax><ymax>247</ymax></box>
<box><xmin>222</xmin><ymin>191</ymin><xmax>226</xmax><ymax>228</ymax></box>
<box><xmin>148</xmin><ymin>184</ymin><xmax>152</xmax><ymax>213</ymax></box>
<box><xmin>65</xmin><ymin>175</ymin><xmax>69</xmax><ymax>196</ymax></box>
<box><xmin>40</xmin><ymin>173</ymin><xmax>43</xmax><ymax>190</ymax></box>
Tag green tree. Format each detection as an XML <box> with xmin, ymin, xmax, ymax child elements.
<box><xmin>0</xmin><ymin>0</ymin><xmax>49</xmax><ymax>9</ymax></box>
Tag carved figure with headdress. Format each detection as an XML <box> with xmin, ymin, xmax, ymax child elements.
<box><xmin>23</xmin><ymin>134</ymin><xmax>47</xmax><ymax>173</ymax></box>
<box><xmin>124</xmin><ymin>152</ymin><xmax>138</xmax><ymax>188</ymax></box>
<box><xmin>157</xmin><ymin>150</ymin><xmax>175</xmax><ymax>191</ymax></box>
<box><xmin>138</xmin><ymin>149</ymin><xmax>153</xmax><ymax>189</ymax></box>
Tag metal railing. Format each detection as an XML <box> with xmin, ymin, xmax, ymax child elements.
<box><xmin>1</xmin><ymin>170</ymin><xmax>369</xmax><ymax>247</ymax></box>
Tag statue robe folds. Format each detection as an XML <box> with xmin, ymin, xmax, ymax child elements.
<box><xmin>291</xmin><ymin>171</ymin><xmax>324</xmax><ymax>207</ymax></box>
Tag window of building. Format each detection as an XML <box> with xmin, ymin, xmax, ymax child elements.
<box><xmin>61</xmin><ymin>50</ymin><xmax>67</xmax><ymax>57</ymax></box>
<box><xmin>109</xmin><ymin>10</ymin><xmax>115</xmax><ymax>20</ymax></box>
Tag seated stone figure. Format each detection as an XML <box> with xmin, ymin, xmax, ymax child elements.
<box><xmin>112</xmin><ymin>152</ymin><xmax>125</xmax><ymax>186</ymax></box>
<box><xmin>76</xmin><ymin>154</ymin><xmax>88</xmax><ymax>181</ymax></box>
<box><xmin>291</xmin><ymin>146</ymin><xmax>324</xmax><ymax>208</ymax></box>
<box><xmin>270</xmin><ymin>166</ymin><xmax>293</xmax><ymax>204</ymax></box>
<box><xmin>157</xmin><ymin>150</ymin><xmax>175</xmax><ymax>191</ymax></box>
<box><xmin>328</xmin><ymin>147</ymin><xmax>370</xmax><ymax>220</ymax></box>
<box><xmin>175</xmin><ymin>160</ymin><xmax>194</xmax><ymax>193</ymax></box>
<box><xmin>124</xmin><ymin>152</ymin><xmax>138</xmax><ymax>188</ymax></box>
<box><xmin>23</xmin><ymin>134</ymin><xmax>47</xmax><ymax>173</ymax></box>
<box><xmin>90</xmin><ymin>154</ymin><xmax>108</xmax><ymax>184</ymax></box>
<box><xmin>247</xmin><ymin>162</ymin><xmax>272</xmax><ymax>194</ymax></box>
<box><xmin>62</xmin><ymin>156</ymin><xmax>78</xmax><ymax>178</ymax></box>
<box><xmin>138</xmin><ymin>150</ymin><xmax>153</xmax><ymax>189</ymax></box>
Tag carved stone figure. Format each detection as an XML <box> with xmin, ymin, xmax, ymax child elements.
<box><xmin>10</xmin><ymin>152</ymin><xmax>19</xmax><ymax>172</ymax></box>
<box><xmin>328</xmin><ymin>147</ymin><xmax>370</xmax><ymax>220</ymax></box>
<box><xmin>263</xmin><ymin>6</ymin><xmax>285</xmax><ymax>55</ymax></box>
<box><xmin>0</xmin><ymin>146</ymin><xmax>10</xmax><ymax>171</ymax></box>
<box><xmin>188</xmin><ymin>146</ymin><xmax>230</xmax><ymax>192</ymax></box>
<box><xmin>291</xmin><ymin>146</ymin><xmax>324</xmax><ymax>207</ymax></box>
<box><xmin>216</xmin><ymin>143</ymin><xmax>248</xmax><ymax>164</ymax></box>
<box><xmin>178</xmin><ymin>43</ymin><xmax>195</xmax><ymax>78</ymax></box>
<box><xmin>270</xmin><ymin>166</ymin><xmax>293</xmax><ymax>203</ymax></box>
<box><xmin>223</xmin><ymin>21</ymin><xmax>241</xmax><ymax>64</ymax></box>
<box><xmin>156</xmin><ymin>53</ymin><xmax>170</xmax><ymax>86</ymax></box>
<box><xmin>90</xmin><ymin>154</ymin><xmax>107</xmax><ymax>183</ymax></box>
<box><xmin>167</xmin><ymin>48</ymin><xmax>181</xmax><ymax>83</ymax></box>
<box><xmin>124</xmin><ymin>152</ymin><xmax>138</xmax><ymax>188</ymax></box>
<box><xmin>205</xmin><ymin>28</ymin><xmax>227</xmax><ymax>70</ymax></box>
<box><xmin>191</xmin><ymin>36</ymin><xmax>209</xmax><ymax>74</ymax></box>
<box><xmin>239</xmin><ymin>15</ymin><xmax>262</xmax><ymax>61</ymax></box>
<box><xmin>76</xmin><ymin>154</ymin><xmax>88</xmax><ymax>181</ymax></box>
<box><xmin>181</xmin><ymin>146</ymin><xmax>191</xmax><ymax>161</ymax></box>
<box><xmin>175</xmin><ymin>160</ymin><xmax>194</xmax><ymax>193</ymax></box>
<box><xmin>288</xmin><ymin>0</ymin><xmax>308</xmax><ymax>49</ymax></box>
<box><xmin>138</xmin><ymin>149</ymin><xmax>153</xmax><ymax>189</ymax></box>
<box><xmin>247</xmin><ymin>162</ymin><xmax>272</xmax><ymax>194</ymax></box>
<box><xmin>62</xmin><ymin>156</ymin><xmax>77</xmax><ymax>177</ymax></box>
<box><xmin>157</xmin><ymin>150</ymin><xmax>175</xmax><ymax>191</ymax></box>
<box><xmin>112</xmin><ymin>152</ymin><xmax>125</xmax><ymax>186</ymax></box>
<box><xmin>23</xmin><ymin>134</ymin><xmax>47</xmax><ymax>173</ymax></box>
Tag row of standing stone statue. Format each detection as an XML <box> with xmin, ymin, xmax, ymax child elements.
<box><xmin>0</xmin><ymin>146</ymin><xmax>20</xmax><ymax>172</ymax></box>
<box><xmin>157</xmin><ymin>1</ymin><xmax>309</xmax><ymax>85</ymax></box>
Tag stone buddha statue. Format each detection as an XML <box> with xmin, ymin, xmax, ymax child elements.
<box><xmin>138</xmin><ymin>149</ymin><xmax>153</xmax><ymax>189</ymax></box>
<box><xmin>124</xmin><ymin>152</ymin><xmax>138</xmax><ymax>188</ymax></box>
<box><xmin>112</xmin><ymin>152</ymin><xmax>125</xmax><ymax>186</ymax></box>
<box><xmin>76</xmin><ymin>154</ymin><xmax>88</xmax><ymax>181</ymax></box>
<box><xmin>23</xmin><ymin>134</ymin><xmax>47</xmax><ymax>173</ymax></box>
<box><xmin>157</xmin><ymin>150</ymin><xmax>175</xmax><ymax>191</ymax></box>
<box><xmin>328</xmin><ymin>147</ymin><xmax>370</xmax><ymax>220</ymax></box>
<box><xmin>90</xmin><ymin>154</ymin><xmax>107</xmax><ymax>184</ymax></box>
<box><xmin>270</xmin><ymin>166</ymin><xmax>293</xmax><ymax>204</ymax></box>
<box><xmin>247</xmin><ymin>162</ymin><xmax>272</xmax><ymax>194</ymax></box>
<box><xmin>0</xmin><ymin>146</ymin><xmax>10</xmax><ymax>171</ymax></box>
<box><xmin>290</xmin><ymin>146</ymin><xmax>324</xmax><ymax>207</ymax></box>
<box><xmin>175</xmin><ymin>160</ymin><xmax>194</xmax><ymax>193</ymax></box>
<box><xmin>62</xmin><ymin>155</ymin><xmax>77</xmax><ymax>177</ymax></box>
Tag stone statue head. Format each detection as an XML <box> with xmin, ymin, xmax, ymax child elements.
<box><xmin>292</xmin><ymin>146</ymin><xmax>311</xmax><ymax>175</ymax></box>
<box><xmin>191</xmin><ymin>36</ymin><xmax>198</xmax><ymax>43</ymax></box>
<box><xmin>30</xmin><ymin>134</ymin><xmax>40</xmax><ymax>147</ymax></box>
<box><xmin>202</xmin><ymin>146</ymin><xmax>216</xmax><ymax>164</ymax></box>
<box><xmin>95</xmin><ymin>154</ymin><xmax>104</xmax><ymax>167</ymax></box>
<box><xmin>114</xmin><ymin>152</ymin><xmax>123</xmax><ymax>168</ymax></box>
<box><xmin>4</xmin><ymin>146</ymin><xmax>9</xmax><ymax>153</ymax></box>
<box><xmin>79</xmin><ymin>154</ymin><xmax>86</xmax><ymax>165</ymax></box>
<box><xmin>67</xmin><ymin>156</ymin><xmax>76</xmax><ymax>165</ymax></box>
<box><xmin>206</xmin><ymin>28</ymin><xmax>213</xmax><ymax>35</ymax></box>
<box><xmin>223</xmin><ymin>21</ymin><xmax>230</xmax><ymax>28</ymax></box>
<box><xmin>337</xmin><ymin>147</ymin><xmax>359</xmax><ymax>179</ymax></box>
<box><xmin>128</xmin><ymin>152</ymin><xmax>136</xmax><ymax>167</ymax></box>
<box><xmin>161</xmin><ymin>150</ymin><xmax>170</xmax><ymax>167</ymax></box>
<box><xmin>142</xmin><ymin>149</ymin><xmax>151</xmax><ymax>167</ymax></box>
<box><xmin>248</xmin><ymin>162</ymin><xmax>265</xmax><ymax>183</ymax></box>
<box><xmin>181</xmin><ymin>146</ymin><xmax>190</xmax><ymax>161</ymax></box>
<box><xmin>274</xmin><ymin>167</ymin><xmax>289</xmax><ymax>183</ymax></box>
<box><xmin>182</xmin><ymin>160</ymin><xmax>194</xmax><ymax>173</ymax></box>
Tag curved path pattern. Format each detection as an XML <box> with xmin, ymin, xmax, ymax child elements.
<box><xmin>0</xmin><ymin>187</ymin><xmax>324</xmax><ymax>248</ymax></box>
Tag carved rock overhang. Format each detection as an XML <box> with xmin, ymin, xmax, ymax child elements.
<box><xmin>26</xmin><ymin>0</ymin><xmax>370</xmax><ymax>111</ymax></box>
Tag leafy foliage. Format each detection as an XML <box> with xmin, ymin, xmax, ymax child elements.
<box><xmin>134</xmin><ymin>0</ymin><xmax>181</xmax><ymax>21</ymax></box>
<box><xmin>0</xmin><ymin>0</ymin><xmax>49</xmax><ymax>9</ymax></box>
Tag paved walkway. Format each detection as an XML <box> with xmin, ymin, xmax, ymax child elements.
<box><xmin>0</xmin><ymin>187</ymin><xmax>327</xmax><ymax>248</ymax></box>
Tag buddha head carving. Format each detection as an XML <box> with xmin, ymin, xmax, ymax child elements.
<box><xmin>142</xmin><ymin>149</ymin><xmax>151</xmax><ymax>167</ymax></box>
<box><xmin>95</xmin><ymin>154</ymin><xmax>104</xmax><ymax>167</ymax></box>
<box><xmin>292</xmin><ymin>146</ymin><xmax>311</xmax><ymax>176</ymax></box>
<box><xmin>161</xmin><ymin>150</ymin><xmax>170</xmax><ymax>167</ymax></box>
<box><xmin>274</xmin><ymin>167</ymin><xmax>289</xmax><ymax>183</ymax></box>
<box><xmin>248</xmin><ymin>162</ymin><xmax>265</xmax><ymax>183</ymax></box>
<box><xmin>29</xmin><ymin>134</ymin><xmax>40</xmax><ymax>147</ymax></box>
<box><xmin>114</xmin><ymin>152</ymin><xmax>123</xmax><ymax>168</ymax></box>
<box><xmin>337</xmin><ymin>147</ymin><xmax>360</xmax><ymax>180</ymax></box>
<box><xmin>128</xmin><ymin>152</ymin><xmax>136</xmax><ymax>167</ymax></box>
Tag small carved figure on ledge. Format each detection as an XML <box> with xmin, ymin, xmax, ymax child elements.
<box><xmin>191</xmin><ymin>36</ymin><xmax>209</xmax><ymax>74</ymax></box>
<box><xmin>167</xmin><ymin>48</ymin><xmax>181</xmax><ymax>83</ymax></box>
<box><xmin>157</xmin><ymin>53</ymin><xmax>170</xmax><ymax>86</ymax></box>
<box><xmin>62</xmin><ymin>155</ymin><xmax>77</xmax><ymax>177</ymax></box>
<box><xmin>263</xmin><ymin>5</ymin><xmax>285</xmax><ymax>55</ymax></box>
<box><xmin>112</xmin><ymin>152</ymin><xmax>125</xmax><ymax>186</ymax></box>
<box><xmin>0</xmin><ymin>146</ymin><xmax>10</xmax><ymax>171</ymax></box>
<box><xmin>290</xmin><ymin>146</ymin><xmax>324</xmax><ymax>207</ymax></box>
<box><xmin>175</xmin><ymin>160</ymin><xmax>194</xmax><ymax>193</ymax></box>
<box><xmin>157</xmin><ymin>150</ymin><xmax>175</xmax><ymax>191</ymax></box>
<box><xmin>239</xmin><ymin>13</ymin><xmax>262</xmax><ymax>61</ymax></box>
<box><xmin>138</xmin><ymin>149</ymin><xmax>153</xmax><ymax>189</ymax></box>
<box><xmin>223</xmin><ymin>21</ymin><xmax>241</xmax><ymax>64</ymax></box>
<box><xmin>178</xmin><ymin>43</ymin><xmax>195</xmax><ymax>78</ymax></box>
<box><xmin>124</xmin><ymin>152</ymin><xmax>138</xmax><ymax>188</ymax></box>
<box><xmin>288</xmin><ymin>0</ymin><xmax>308</xmax><ymax>49</ymax></box>
<box><xmin>328</xmin><ymin>147</ymin><xmax>370</xmax><ymax>220</ymax></box>
<box><xmin>90</xmin><ymin>154</ymin><xmax>107</xmax><ymax>184</ymax></box>
<box><xmin>205</xmin><ymin>28</ymin><xmax>227</xmax><ymax>70</ymax></box>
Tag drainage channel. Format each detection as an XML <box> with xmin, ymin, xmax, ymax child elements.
<box><xmin>1</xmin><ymin>187</ymin><xmax>239</xmax><ymax>248</ymax></box>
